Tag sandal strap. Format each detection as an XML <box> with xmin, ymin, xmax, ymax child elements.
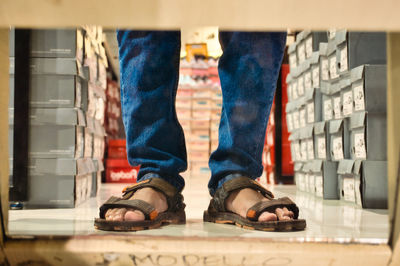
<box><xmin>121</xmin><ymin>178</ymin><xmax>184</xmax><ymax>212</ymax></box>
<box><xmin>211</xmin><ymin>176</ymin><xmax>274</xmax><ymax>212</ymax></box>
<box><xmin>246</xmin><ymin>197</ymin><xmax>299</xmax><ymax>221</ymax></box>
<box><xmin>99</xmin><ymin>196</ymin><xmax>158</xmax><ymax>220</ymax></box>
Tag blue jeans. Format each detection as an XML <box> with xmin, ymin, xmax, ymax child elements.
<box><xmin>117</xmin><ymin>30</ymin><xmax>286</xmax><ymax>195</ymax></box>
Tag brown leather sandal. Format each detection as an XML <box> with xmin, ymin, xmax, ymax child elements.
<box><xmin>203</xmin><ymin>176</ymin><xmax>306</xmax><ymax>231</ymax></box>
<box><xmin>94</xmin><ymin>178</ymin><xmax>186</xmax><ymax>231</ymax></box>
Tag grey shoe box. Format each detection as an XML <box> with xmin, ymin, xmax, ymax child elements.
<box><xmin>91</xmin><ymin>159</ymin><xmax>104</xmax><ymax>197</ymax></box>
<box><xmin>311</xmin><ymin>160</ymin><xmax>339</xmax><ymax>199</ymax></box>
<box><xmin>289</xmin><ymin>130</ymin><xmax>302</xmax><ymax>163</ymax></box>
<box><xmin>337</xmin><ymin>160</ymin><xmax>388</xmax><ymax>209</ymax></box>
<box><xmin>84</xmin><ymin>116</ymin><xmax>95</xmax><ymax>158</ymax></box>
<box><xmin>303</xmin><ymin>31</ymin><xmax>329</xmax><ymax>59</ymax></box>
<box><xmin>304</xmin><ymin>64</ymin><xmax>313</xmax><ymax>93</ymax></box>
<box><xmin>302</xmin><ymin>162</ymin><xmax>315</xmax><ymax>194</ymax></box>
<box><xmin>360</xmin><ymin>160</ymin><xmax>388</xmax><ymax>209</ymax></box>
<box><xmin>300</xmin><ymin>125</ymin><xmax>315</xmax><ymax>161</ymax></box>
<box><xmin>9</xmin><ymin>108</ymin><xmax>86</xmax><ymax>158</ymax></box>
<box><xmin>338</xmin><ymin>159</ymin><xmax>359</xmax><ymax>204</ymax></box>
<box><xmin>294</xmin><ymin>163</ymin><xmax>306</xmax><ymax>191</ymax></box>
<box><xmin>321</xmin><ymin>81</ymin><xmax>334</xmax><ymax>121</ymax></box>
<box><xmin>329</xmin><ymin>119</ymin><xmax>351</xmax><ymax>161</ymax></box>
<box><xmin>335</xmin><ymin>30</ymin><xmax>386</xmax><ymax>76</ymax></box>
<box><xmin>340</xmin><ymin>77</ymin><xmax>353</xmax><ymax>118</ymax></box>
<box><xmin>9</xmin><ymin>158</ymin><xmax>95</xmax><ymax>208</ymax></box>
<box><xmin>285</xmin><ymin>101</ymin><xmax>295</xmax><ymax>132</ymax></box>
<box><xmin>350</xmin><ymin>111</ymin><xmax>387</xmax><ymax>160</ymax></box>
<box><xmin>304</xmin><ymin>87</ymin><xmax>323</xmax><ymax>124</ymax></box>
<box><xmin>350</xmin><ymin>65</ymin><xmax>387</xmax><ymax>114</ymax></box>
<box><xmin>296</xmin><ymin>31</ymin><xmax>307</xmax><ymax>65</ymax></box>
<box><xmin>297</xmin><ymin>66</ymin><xmax>306</xmax><ymax>98</ymax></box>
<box><xmin>286</xmin><ymin>73</ymin><xmax>294</xmax><ymax>102</ymax></box>
<box><xmin>319</xmin><ymin>43</ymin><xmax>330</xmax><ymax>87</ymax></box>
<box><xmin>92</xmin><ymin>119</ymin><xmax>106</xmax><ymax>159</ymax></box>
<box><xmin>288</xmin><ymin>42</ymin><xmax>298</xmax><ymax>71</ymax></box>
<box><xmin>9</xmin><ymin>29</ymin><xmax>85</xmax><ymax>63</ymax></box>
<box><xmin>327</xmin><ymin>41</ymin><xmax>340</xmax><ymax>81</ymax></box>
<box><xmin>310</xmin><ymin>52</ymin><xmax>321</xmax><ymax>89</ymax></box>
<box><xmin>314</xmin><ymin>121</ymin><xmax>331</xmax><ymax>160</ymax></box>
<box><xmin>330</xmin><ymin>80</ymin><xmax>343</xmax><ymax>120</ymax></box>
<box><xmin>299</xmin><ymin>103</ymin><xmax>307</xmax><ymax>129</ymax></box>
<box><xmin>9</xmin><ymin>57</ymin><xmax>88</xmax><ymax>110</ymax></box>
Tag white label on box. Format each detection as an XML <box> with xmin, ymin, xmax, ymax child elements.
<box><xmin>287</xmin><ymin>84</ymin><xmax>292</xmax><ymax>100</ymax></box>
<box><xmin>332</xmin><ymin>137</ymin><xmax>344</xmax><ymax>160</ymax></box>
<box><xmin>298</xmin><ymin>76</ymin><xmax>305</xmax><ymax>96</ymax></box>
<box><xmin>354</xmin><ymin>133</ymin><xmax>367</xmax><ymax>159</ymax></box>
<box><xmin>323</xmin><ymin>99</ymin><xmax>333</xmax><ymax>120</ymax></box>
<box><xmin>298</xmin><ymin>44</ymin><xmax>306</xmax><ymax>63</ymax></box>
<box><xmin>298</xmin><ymin>173</ymin><xmax>305</xmax><ymax>191</ymax></box>
<box><xmin>306</xmin><ymin>37</ymin><xmax>313</xmax><ymax>58</ymax></box>
<box><xmin>307</xmin><ymin>139</ymin><xmax>314</xmax><ymax>160</ymax></box>
<box><xmin>342</xmin><ymin>91</ymin><xmax>353</xmax><ymax>116</ymax></box>
<box><xmin>309</xmin><ymin>174</ymin><xmax>315</xmax><ymax>194</ymax></box>
<box><xmin>329</xmin><ymin>55</ymin><xmax>339</xmax><ymax>79</ymax></box>
<box><xmin>343</xmin><ymin>177</ymin><xmax>356</xmax><ymax>202</ymax></box>
<box><xmin>315</xmin><ymin>175</ymin><xmax>323</xmax><ymax>197</ymax></box>
<box><xmin>312</xmin><ymin>67</ymin><xmax>320</xmax><ymax>88</ymax></box>
<box><xmin>292</xmin><ymin>82</ymin><xmax>298</xmax><ymax>99</ymax></box>
<box><xmin>299</xmin><ymin>109</ymin><xmax>306</xmax><ymax>128</ymax></box>
<box><xmin>287</xmin><ymin>113</ymin><xmax>293</xmax><ymax>131</ymax></box>
<box><xmin>333</xmin><ymin>96</ymin><xmax>342</xmax><ymax>119</ymax></box>
<box><xmin>289</xmin><ymin>54</ymin><xmax>297</xmax><ymax>69</ymax></box>
<box><xmin>301</xmin><ymin>141</ymin><xmax>307</xmax><ymax>161</ymax></box>
<box><xmin>321</xmin><ymin>58</ymin><xmax>329</xmax><ymax>81</ymax></box>
<box><xmin>307</xmin><ymin>102</ymin><xmax>315</xmax><ymax>123</ymax></box>
<box><xmin>295</xmin><ymin>142</ymin><xmax>301</xmax><ymax>161</ymax></box>
<box><xmin>317</xmin><ymin>136</ymin><xmax>327</xmax><ymax>159</ymax></box>
<box><xmin>305</xmin><ymin>72</ymin><xmax>312</xmax><ymax>91</ymax></box>
<box><xmin>340</xmin><ymin>46</ymin><xmax>348</xmax><ymax>72</ymax></box>
<box><xmin>355</xmin><ymin>178</ymin><xmax>362</xmax><ymax>206</ymax></box>
<box><xmin>293</xmin><ymin>111</ymin><xmax>300</xmax><ymax>129</ymax></box>
<box><xmin>304</xmin><ymin>173</ymin><xmax>310</xmax><ymax>192</ymax></box>
<box><xmin>329</xmin><ymin>29</ymin><xmax>336</xmax><ymax>39</ymax></box>
<box><xmin>353</xmin><ymin>85</ymin><xmax>365</xmax><ymax>111</ymax></box>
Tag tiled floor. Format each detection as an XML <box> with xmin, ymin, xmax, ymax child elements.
<box><xmin>8</xmin><ymin>175</ymin><xmax>389</xmax><ymax>244</ymax></box>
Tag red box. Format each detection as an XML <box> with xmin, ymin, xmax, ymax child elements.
<box><xmin>108</xmin><ymin>139</ymin><xmax>127</xmax><ymax>159</ymax></box>
<box><xmin>106</xmin><ymin>159</ymin><xmax>140</xmax><ymax>183</ymax></box>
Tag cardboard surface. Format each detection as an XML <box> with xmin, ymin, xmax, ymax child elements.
<box><xmin>0</xmin><ymin>29</ymin><xmax>9</xmax><ymax>244</ymax></box>
<box><xmin>387</xmin><ymin>33</ymin><xmax>400</xmax><ymax>249</ymax></box>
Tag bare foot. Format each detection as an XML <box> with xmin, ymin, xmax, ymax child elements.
<box><xmin>225</xmin><ymin>188</ymin><xmax>294</xmax><ymax>222</ymax></box>
<box><xmin>105</xmin><ymin>187</ymin><xmax>168</xmax><ymax>222</ymax></box>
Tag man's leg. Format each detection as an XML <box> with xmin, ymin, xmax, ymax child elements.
<box><xmin>208</xmin><ymin>31</ymin><xmax>293</xmax><ymax>221</ymax></box>
<box><xmin>106</xmin><ymin>30</ymin><xmax>186</xmax><ymax>222</ymax></box>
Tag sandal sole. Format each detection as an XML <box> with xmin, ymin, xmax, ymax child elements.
<box><xmin>94</xmin><ymin>211</ymin><xmax>186</xmax><ymax>231</ymax></box>
<box><xmin>203</xmin><ymin>211</ymin><xmax>306</xmax><ymax>232</ymax></box>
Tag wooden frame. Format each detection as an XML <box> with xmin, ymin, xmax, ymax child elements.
<box><xmin>0</xmin><ymin>1</ymin><xmax>399</xmax><ymax>264</ymax></box>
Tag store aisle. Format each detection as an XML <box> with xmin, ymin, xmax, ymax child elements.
<box><xmin>8</xmin><ymin>175</ymin><xmax>388</xmax><ymax>244</ymax></box>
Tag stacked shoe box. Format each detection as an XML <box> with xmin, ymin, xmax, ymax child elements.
<box><xmin>8</xmin><ymin>28</ymin><xmax>106</xmax><ymax>208</ymax></box>
<box><xmin>177</xmin><ymin>58</ymin><xmax>222</xmax><ymax>175</ymax></box>
<box><xmin>105</xmin><ymin>79</ymin><xmax>121</xmax><ymax>137</ymax></box>
<box><xmin>82</xmin><ymin>26</ymin><xmax>107</xmax><ymax>198</ymax></box>
<box><xmin>288</xmin><ymin>30</ymin><xmax>388</xmax><ymax>209</ymax></box>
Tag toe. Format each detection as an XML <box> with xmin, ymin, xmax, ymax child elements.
<box><xmin>258</xmin><ymin>211</ymin><xmax>277</xmax><ymax>222</ymax></box>
<box><xmin>112</xmin><ymin>208</ymin><xmax>127</xmax><ymax>221</ymax></box>
<box><xmin>124</xmin><ymin>209</ymin><xmax>145</xmax><ymax>221</ymax></box>
<box><xmin>275</xmin><ymin>208</ymin><xmax>291</xmax><ymax>221</ymax></box>
<box><xmin>282</xmin><ymin>207</ymin><xmax>294</xmax><ymax>220</ymax></box>
<box><xmin>106</xmin><ymin>209</ymin><xmax>119</xmax><ymax>221</ymax></box>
